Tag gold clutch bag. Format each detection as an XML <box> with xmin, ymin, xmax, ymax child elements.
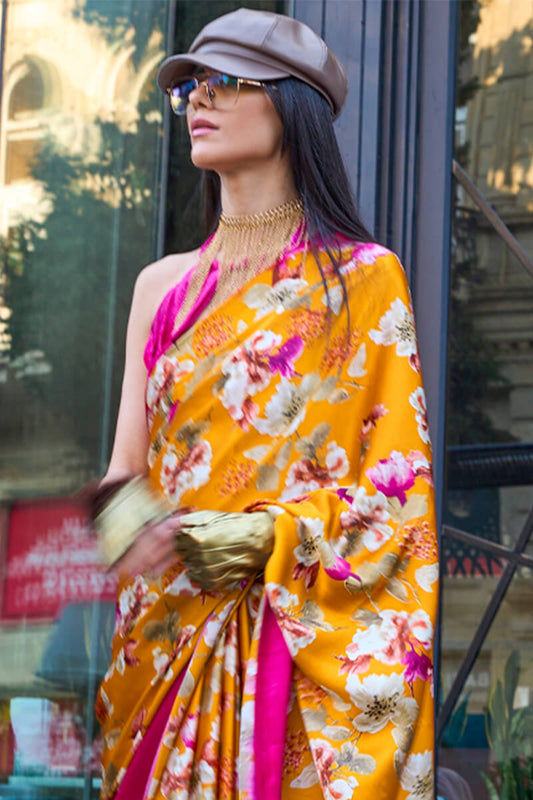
<box><xmin>94</xmin><ymin>477</ymin><xmax>171</xmax><ymax>567</ymax></box>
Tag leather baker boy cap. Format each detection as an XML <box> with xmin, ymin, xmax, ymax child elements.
<box><xmin>157</xmin><ymin>8</ymin><xmax>348</xmax><ymax>118</ymax></box>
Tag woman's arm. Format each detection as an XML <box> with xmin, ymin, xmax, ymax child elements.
<box><xmin>103</xmin><ymin>269</ymin><xmax>153</xmax><ymax>483</ymax></box>
<box><xmin>104</xmin><ymin>251</ymin><xmax>198</xmax><ymax>483</ymax></box>
<box><xmin>99</xmin><ymin>251</ymin><xmax>199</xmax><ymax>577</ymax></box>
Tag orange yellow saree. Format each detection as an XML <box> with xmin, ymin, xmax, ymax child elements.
<box><xmin>96</xmin><ymin>235</ymin><xmax>438</xmax><ymax>800</ymax></box>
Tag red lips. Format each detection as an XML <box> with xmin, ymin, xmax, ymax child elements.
<box><xmin>190</xmin><ymin>117</ymin><xmax>218</xmax><ymax>132</ymax></box>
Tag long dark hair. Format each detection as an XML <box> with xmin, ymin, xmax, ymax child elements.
<box><xmin>203</xmin><ymin>77</ymin><xmax>376</xmax><ymax>317</ymax></box>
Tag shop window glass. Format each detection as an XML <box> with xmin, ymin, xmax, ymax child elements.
<box><xmin>0</xmin><ymin>0</ymin><xmax>170</xmax><ymax>795</ymax></box>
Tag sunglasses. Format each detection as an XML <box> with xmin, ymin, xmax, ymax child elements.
<box><xmin>168</xmin><ymin>72</ymin><xmax>266</xmax><ymax>116</ymax></box>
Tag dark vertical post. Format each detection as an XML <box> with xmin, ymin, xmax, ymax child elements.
<box><xmin>413</xmin><ymin>0</ymin><xmax>458</xmax><ymax>521</ymax></box>
<box><xmin>156</xmin><ymin>0</ymin><xmax>177</xmax><ymax>261</ymax></box>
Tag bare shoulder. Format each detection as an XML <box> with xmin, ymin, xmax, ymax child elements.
<box><xmin>133</xmin><ymin>248</ymin><xmax>201</xmax><ymax>324</ymax></box>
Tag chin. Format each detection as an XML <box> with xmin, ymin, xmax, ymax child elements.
<box><xmin>190</xmin><ymin>146</ymin><xmax>241</xmax><ymax>173</ymax></box>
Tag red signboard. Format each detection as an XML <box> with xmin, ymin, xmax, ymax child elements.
<box><xmin>1</xmin><ymin>499</ymin><xmax>117</xmax><ymax>621</ymax></box>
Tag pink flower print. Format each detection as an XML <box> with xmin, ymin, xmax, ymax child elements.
<box><xmin>352</xmin><ymin>241</ymin><xmax>391</xmax><ymax>265</ymax></box>
<box><xmin>346</xmin><ymin>609</ymin><xmax>433</xmax><ymax>670</ymax></box>
<box><xmin>359</xmin><ymin>403</ymin><xmax>389</xmax><ymax>441</ymax></box>
<box><xmin>287</xmin><ymin>458</ymin><xmax>330</xmax><ymax>493</ymax></box>
<box><xmin>267</xmin><ymin>584</ymin><xmax>318</xmax><ymax>654</ymax></box>
<box><xmin>293</xmin><ymin>517</ymin><xmax>358</xmax><ymax>585</ymax></box>
<box><xmin>339</xmin><ymin>486</ymin><xmax>393</xmax><ymax>552</ymax></box>
<box><xmin>146</xmin><ymin>357</ymin><xmax>194</xmax><ymax>418</ymax></box>
<box><xmin>406</xmin><ymin>449</ymin><xmax>434</xmax><ymax>487</ymax></box>
<box><xmin>409</xmin><ymin>387</ymin><xmax>430</xmax><ymax>444</ymax></box>
<box><xmin>402</xmin><ymin>643</ymin><xmax>433</xmax><ymax>694</ymax></box>
<box><xmin>270</xmin><ymin>606</ymin><xmax>317</xmax><ymax>654</ymax></box>
<box><xmin>123</xmin><ymin>639</ymin><xmax>139</xmax><ymax>667</ymax></box>
<box><xmin>221</xmin><ymin>331</ymin><xmax>279</xmax><ymax>419</ymax></box>
<box><xmin>181</xmin><ymin>712</ymin><xmax>199</xmax><ymax>748</ymax></box>
<box><xmin>161</xmin><ymin>749</ymin><xmax>193</xmax><ymax>795</ymax></box>
<box><xmin>268</xmin><ymin>336</ymin><xmax>304</xmax><ymax>378</ymax></box>
<box><xmin>336</xmin><ymin>487</ymin><xmax>352</xmax><ymax>503</ymax></box>
<box><xmin>292</xmin><ymin>559</ymin><xmax>320</xmax><ymax>590</ymax></box>
<box><xmin>335</xmin><ymin>653</ymin><xmax>372</xmax><ymax>676</ymax></box>
<box><xmin>366</xmin><ymin>450</ymin><xmax>415</xmax><ymax>505</ymax></box>
<box><xmin>239</xmin><ymin>397</ymin><xmax>260</xmax><ymax>432</ymax></box>
<box><xmin>117</xmin><ymin>576</ymin><xmax>154</xmax><ymax>636</ymax></box>
<box><xmin>316</xmin><ymin>539</ymin><xmax>359</xmax><ymax>582</ymax></box>
<box><xmin>325</xmin><ymin>442</ymin><xmax>349</xmax><ymax>478</ymax></box>
<box><xmin>130</xmin><ymin>708</ymin><xmax>146</xmax><ymax>739</ymax></box>
<box><xmin>282</xmin><ymin>442</ymin><xmax>349</xmax><ymax>501</ymax></box>
<box><xmin>161</xmin><ymin>440</ymin><xmax>212</xmax><ymax>504</ymax></box>
<box><xmin>292</xmin><ymin>517</ymin><xmax>324</xmax><ymax>589</ymax></box>
<box><xmin>409</xmin><ymin>351</ymin><xmax>421</xmax><ymax>373</ymax></box>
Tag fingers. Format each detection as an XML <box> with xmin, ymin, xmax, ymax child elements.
<box><xmin>115</xmin><ymin>516</ymin><xmax>180</xmax><ymax>579</ymax></box>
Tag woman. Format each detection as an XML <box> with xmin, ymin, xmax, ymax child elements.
<box><xmin>95</xmin><ymin>8</ymin><xmax>438</xmax><ymax>800</ymax></box>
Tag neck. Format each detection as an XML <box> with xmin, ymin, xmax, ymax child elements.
<box><xmin>219</xmin><ymin>159</ymin><xmax>297</xmax><ymax>217</ymax></box>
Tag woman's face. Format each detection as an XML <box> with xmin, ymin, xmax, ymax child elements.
<box><xmin>186</xmin><ymin>71</ymin><xmax>285</xmax><ymax>175</ymax></box>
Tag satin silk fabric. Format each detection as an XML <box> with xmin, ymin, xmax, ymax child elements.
<box><xmin>96</xmin><ymin>235</ymin><xmax>439</xmax><ymax>800</ymax></box>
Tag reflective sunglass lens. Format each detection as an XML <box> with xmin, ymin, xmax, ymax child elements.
<box><xmin>169</xmin><ymin>79</ymin><xmax>196</xmax><ymax>115</ymax></box>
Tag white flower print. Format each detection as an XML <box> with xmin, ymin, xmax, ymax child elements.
<box><xmin>415</xmin><ymin>563</ymin><xmax>439</xmax><ymax>592</ymax></box>
<box><xmin>266</xmin><ymin>583</ymin><xmax>319</xmax><ymax>655</ymax></box>
<box><xmin>347</xmin><ymin>672</ymin><xmax>418</xmax><ymax>734</ymax></box>
<box><xmin>116</xmin><ymin>576</ymin><xmax>156</xmax><ymax>636</ymax></box>
<box><xmin>253</xmin><ymin>373</ymin><xmax>320</xmax><ymax>437</ymax></box>
<box><xmin>165</xmin><ymin>570</ymin><xmax>203</xmax><ymax>597</ymax></box>
<box><xmin>292</xmin><ymin>738</ymin><xmax>359</xmax><ymax>799</ymax></box>
<box><xmin>409</xmin><ymin>387</ymin><xmax>431</xmax><ymax>444</ymax></box>
<box><xmin>346</xmin><ymin>609</ymin><xmax>433</xmax><ymax>668</ymax></box>
<box><xmin>400</xmin><ymin>750</ymin><xmax>434</xmax><ymax>800</ymax></box>
<box><xmin>243</xmin><ymin>277</ymin><xmax>308</xmax><ymax>320</ymax></box>
<box><xmin>220</xmin><ymin>330</ymin><xmax>281</xmax><ymax>419</ymax></box>
<box><xmin>160</xmin><ymin>440</ymin><xmax>212</xmax><ymax>504</ymax></box>
<box><xmin>369</xmin><ymin>297</ymin><xmax>417</xmax><ymax>359</ymax></box>
<box><xmin>238</xmin><ymin>700</ymin><xmax>256</xmax><ymax>793</ymax></box>
<box><xmin>351</xmin><ymin>241</ymin><xmax>392</xmax><ymax>265</ymax></box>
<box><xmin>146</xmin><ymin>356</ymin><xmax>194</xmax><ymax>418</ymax></box>
<box><xmin>325</xmin><ymin>442</ymin><xmax>350</xmax><ymax>477</ymax></box>
<box><xmin>347</xmin><ymin>343</ymin><xmax>367</xmax><ymax>378</ymax></box>
<box><xmin>293</xmin><ymin>517</ymin><xmax>325</xmax><ymax>566</ymax></box>
<box><xmin>152</xmin><ymin>646</ymin><xmax>172</xmax><ymax>683</ymax></box>
<box><xmin>204</xmin><ymin>602</ymin><xmax>236</xmax><ymax>648</ymax></box>
<box><xmin>281</xmin><ymin>441</ymin><xmax>349</xmax><ymax>501</ymax></box>
<box><xmin>321</xmin><ymin>284</ymin><xmax>344</xmax><ymax>315</ymax></box>
<box><xmin>161</xmin><ymin>748</ymin><xmax>194</xmax><ymax>796</ymax></box>
<box><xmin>340</xmin><ymin>486</ymin><xmax>393</xmax><ymax>551</ymax></box>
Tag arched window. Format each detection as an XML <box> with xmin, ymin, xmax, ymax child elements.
<box><xmin>8</xmin><ymin>61</ymin><xmax>45</xmax><ymax>120</ymax></box>
<box><xmin>4</xmin><ymin>60</ymin><xmax>48</xmax><ymax>184</ymax></box>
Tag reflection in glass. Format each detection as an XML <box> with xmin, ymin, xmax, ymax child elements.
<box><xmin>0</xmin><ymin>0</ymin><xmax>169</xmax><ymax>498</ymax></box>
<box><xmin>0</xmin><ymin>1</ymin><xmax>171</xmax><ymax>795</ymax></box>
<box><xmin>439</xmin><ymin>568</ymin><xmax>533</xmax><ymax>799</ymax></box>
<box><xmin>441</xmin><ymin>2</ymin><xmax>533</xmax><ymax>795</ymax></box>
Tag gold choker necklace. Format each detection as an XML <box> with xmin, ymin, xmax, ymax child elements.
<box><xmin>174</xmin><ymin>198</ymin><xmax>305</xmax><ymax>336</ymax></box>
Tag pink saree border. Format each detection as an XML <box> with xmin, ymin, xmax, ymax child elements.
<box><xmin>253</xmin><ymin>601</ymin><xmax>292</xmax><ymax>799</ymax></box>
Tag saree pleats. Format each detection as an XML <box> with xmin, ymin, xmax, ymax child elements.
<box><xmin>97</xmin><ymin>239</ymin><xmax>438</xmax><ymax>800</ymax></box>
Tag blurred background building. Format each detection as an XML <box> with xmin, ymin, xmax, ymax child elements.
<box><xmin>0</xmin><ymin>0</ymin><xmax>531</xmax><ymax>797</ymax></box>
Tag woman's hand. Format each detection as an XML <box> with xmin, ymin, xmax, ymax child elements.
<box><xmin>116</xmin><ymin>514</ymin><xmax>184</xmax><ymax>580</ymax></box>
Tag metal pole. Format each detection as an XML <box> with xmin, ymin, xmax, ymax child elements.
<box><xmin>156</xmin><ymin>0</ymin><xmax>177</xmax><ymax>261</ymax></box>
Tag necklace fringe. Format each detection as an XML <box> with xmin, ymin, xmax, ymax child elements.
<box><xmin>173</xmin><ymin>198</ymin><xmax>305</xmax><ymax>335</ymax></box>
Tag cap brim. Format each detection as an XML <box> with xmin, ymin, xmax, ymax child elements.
<box><xmin>157</xmin><ymin>52</ymin><xmax>289</xmax><ymax>92</ymax></box>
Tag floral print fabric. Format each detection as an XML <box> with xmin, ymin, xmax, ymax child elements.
<box><xmin>96</xmin><ymin>237</ymin><xmax>438</xmax><ymax>800</ymax></box>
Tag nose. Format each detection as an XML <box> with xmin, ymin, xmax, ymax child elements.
<box><xmin>188</xmin><ymin>80</ymin><xmax>210</xmax><ymax>111</ymax></box>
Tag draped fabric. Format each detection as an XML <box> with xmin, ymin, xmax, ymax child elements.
<box><xmin>96</xmin><ymin>235</ymin><xmax>438</xmax><ymax>800</ymax></box>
